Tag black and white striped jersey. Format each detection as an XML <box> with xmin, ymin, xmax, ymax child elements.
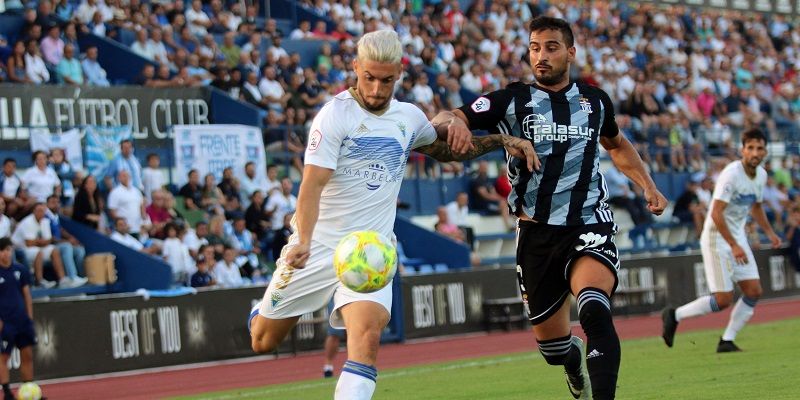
<box><xmin>459</xmin><ymin>81</ymin><xmax>619</xmax><ymax>226</ymax></box>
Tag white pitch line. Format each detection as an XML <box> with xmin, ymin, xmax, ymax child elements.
<box><xmin>185</xmin><ymin>353</ymin><xmax>539</xmax><ymax>400</ymax></box>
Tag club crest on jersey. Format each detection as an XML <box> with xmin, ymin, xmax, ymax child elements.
<box><xmin>579</xmin><ymin>97</ymin><xmax>592</xmax><ymax>113</ymax></box>
<box><xmin>471</xmin><ymin>97</ymin><xmax>491</xmax><ymax>113</ymax></box>
<box><xmin>308</xmin><ymin>129</ymin><xmax>322</xmax><ymax>152</ymax></box>
<box><xmin>397</xmin><ymin>122</ymin><xmax>407</xmax><ymax>137</ymax></box>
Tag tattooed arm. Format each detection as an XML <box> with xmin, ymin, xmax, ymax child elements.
<box><xmin>416</xmin><ymin>134</ymin><xmax>539</xmax><ymax>172</ymax></box>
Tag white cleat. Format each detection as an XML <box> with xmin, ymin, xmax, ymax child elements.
<box><xmin>565</xmin><ymin>336</ymin><xmax>592</xmax><ymax>399</ymax></box>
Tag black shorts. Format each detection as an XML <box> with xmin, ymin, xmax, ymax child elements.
<box><xmin>516</xmin><ymin>221</ymin><xmax>620</xmax><ymax>325</ymax></box>
<box><xmin>1</xmin><ymin>317</ymin><xmax>37</xmax><ymax>353</ymax></box>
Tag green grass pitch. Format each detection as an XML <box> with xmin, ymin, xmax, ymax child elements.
<box><xmin>174</xmin><ymin>318</ymin><xmax>800</xmax><ymax>399</ymax></box>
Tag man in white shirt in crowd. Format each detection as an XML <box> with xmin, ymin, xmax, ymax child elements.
<box><xmin>108</xmin><ymin>170</ymin><xmax>148</xmax><ymax>239</ymax></box>
<box><xmin>185</xmin><ymin>0</ymin><xmax>212</xmax><ymax>36</ymax></box>
<box><xmin>258</xmin><ymin>66</ymin><xmax>290</xmax><ymax>112</ymax></box>
<box><xmin>106</xmin><ymin>139</ymin><xmax>144</xmax><ymax>191</ymax></box>
<box><xmin>265</xmin><ymin>177</ymin><xmax>297</xmax><ymax>231</ymax></box>
<box><xmin>239</xmin><ymin>162</ymin><xmax>264</xmax><ymax>208</ymax></box>
<box><xmin>11</xmin><ymin>203</ymin><xmax>74</xmax><ymax>288</ymax></box>
<box><xmin>110</xmin><ymin>217</ymin><xmax>160</xmax><ymax>255</ymax></box>
<box><xmin>183</xmin><ymin>220</ymin><xmax>210</xmax><ymax>259</ymax></box>
<box><xmin>265</xmin><ymin>164</ymin><xmax>281</xmax><ymax>199</ymax></box>
<box><xmin>45</xmin><ymin>195</ymin><xmax>87</xmax><ymax>286</ymax></box>
<box><xmin>0</xmin><ymin>198</ymin><xmax>12</xmax><ymax>238</ymax></box>
<box><xmin>444</xmin><ymin>191</ymin><xmax>473</xmax><ymax>248</ymax></box>
<box><xmin>21</xmin><ymin>151</ymin><xmax>61</xmax><ymax>203</ymax></box>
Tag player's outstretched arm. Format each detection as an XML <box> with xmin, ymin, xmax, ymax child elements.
<box><xmin>416</xmin><ymin>134</ymin><xmax>538</xmax><ymax>171</ymax></box>
<box><xmin>750</xmin><ymin>202</ymin><xmax>782</xmax><ymax>249</ymax></box>
<box><xmin>286</xmin><ymin>164</ymin><xmax>333</xmax><ymax>269</ymax></box>
<box><xmin>601</xmin><ymin>133</ymin><xmax>666</xmax><ymax>215</ymax></box>
<box><xmin>431</xmin><ymin>110</ymin><xmax>474</xmax><ymax>155</ymax></box>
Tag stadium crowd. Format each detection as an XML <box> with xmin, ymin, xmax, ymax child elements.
<box><xmin>3</xmin><ymin>0</ymin><xmax>800</xmax><ymax>286</ymax></box>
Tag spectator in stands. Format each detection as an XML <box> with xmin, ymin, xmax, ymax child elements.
<box><xmin>86</xmin><ymin>10</ymin><xmax>110</xmax><ymax>37</ymax></box>
<box><xmin>61</xmin><ymin>22</ymin><xmax>80</xmax><ymax>54</ymax></box>
<box><xmin>238</xmin><ymin>162</ymin><xmax>262</xmax><ymax>206</ymax></box>
<box><xmin>299</xmin><ymin>67</ymin><xmax>327</xmax><ymax>110</ymax></box>
<box><xmin>81</xmin><ymin>46</ymin><xmax>109</xmax><ymax>86</ymax></box>
<box><xmin>289</xmin><ymin>20</ymin><xmax>313</xmax><ymax>40</ymax></box>
<box><xmin>55</xmin><ymin>0</ymin><xmax>75</xmax><ymax>22</ymax></box>
<box><xmin>178</xmin><ymin>169</ymin><xmax>204</xmax><ymax>211</ymax></box>
<box><xmin>7</xmin><ymin>41</ymin><xmax>31</xmax><ymax>83</ymax></box>
<box><xmin>72</xmin><ymin>175</ymin><xmax>103</xmax><ymax>231</ymax></box>
<box><xmin>469</xmin><ymin>161</ymin><xmax>511</xmax><ymax>230</ymax></box>
<box><xmin>271</xmin><ymin>211</ymin><xmax>293</xmax><ymax>264</ymax></box>
<box><xmin>24</xmin><ymin>40</ymin><xmax>49</xmax><ymax>84</ymax></box>
<box><xmin>605</xmin><ymin>165</ymin><xmax>652</xmax><ymax>226</ymax></box>
<box><xmin>105</xmin><ymin>139</ymin><xmax>143</xmax><ymax>191</ymax></box>
<box><xmin>445</xmin><ymin>192</ymin><xmax>470</xmax><ymax>227</ymax></box>
<box><xmin>40</xmin><ymin>24</ymin><xmax>64</xmax><ymax>67</ymax></box>
<box><xmin>1</xmin><ymin>158</ymin><xmax>30</xmax><ymax>220</ymax></box>
<box><xmin>244</xmin><ymin>190</ymin><xmax>270</xmax><ymax>241</ymax></box>
<box><xmin>45</xmin><ymin>195</ymin><xmax>87</xmax><ymax>286</ymax></box>
<box><xmin>11</xmin><ymin>203</ymin><xmax>71</xmax><ymax>288</ymax></box>
<box><xmin>200</xmin><ymin>174</ymin><xmax>225</xmax><ymax>215</ymax></box>
<box><xmin>48</xmin><ymin>148</ymin><xmax>77</xmax><ymax>207</ymax></box>
<box><xmin>265</xmin><ymin>177</ymin><xmax>296</xmax><ymax>233</ymax></box>
<box><xmin>0</xmin><ymin>198</ymin><xmax>12</xmax><ymax>238</ymax></box>
<box><xmin>412</xmin><ymin>73</ymin><xmax>436</xmax><ymax>117</ymax></box>
<box><xmin>141</xmin><ymin>153</ymin><xmax>164</xmax><ymax>204</ymax></box>
<box><xmin>229</xmin><ymin>216</ymin><xmax>259</xmax><ymax>278</ymax></box>
<box><xmin>22</xmin><ymin>151</ymin><xmax>60</xmax><ymax>204</ymax></box>
<box><xmin>206</xmin><ymin>215</ymin><xmax>231</xmax><ymax>255</ymax></box>
<box><xmin>184</xmin><ymin>220</ymin><xmax>210</xmax><ymax>259</ymax></box>
<box><xmin>763</xmin><ymin>176</ymin><xmax>790</xmax><ymax>229</ymax></box>
<box><xmin>217</xmin><ymin>166</ymin><xmax>240</xmax><ymax>202</ymax></box>
<box><xmin>673</xmin><ymin>178</ymin><xmax>707</xmax><ymax>236</ymax></box>
<box><xmin>75</xmin><ymin>0</ymin><xmax>100</xmax><ymax>25</ymax></box>
<box><xmin>435</xmin><ymin>206</ymin><xmax>465</xmax><ymax>243</ymax></box>
<box><xmin>186</xmin><ymin>54</ymin><xmax>213</xmax><ymax>85</ymax></box>
<box><xmin>110</xmin><ymin>217</ymin><xmax>160</xmax><ymax>255</ymax></box>
<box><xmin>56</xmin><ymin>43</ymin><xmax>83</xmax><ymax>85</ymax></box>
<box><xmin>186</xmin><ymin>0</ymin><xmax>212</xmax><ymax>36</ymax></box>
<box><xmin>108</xmin><ymin>170</ymin><xmax>147</xmax><ymax>239</ymax></box>
<box><xmin>162</xmin><ymin>222</ymin><xmax>195</xmax><ymax>285</ymax></box>
<box><xmin>130</xmin><ymin>28</ymin><xmax>152</xmax><ymax>60</ymax></box>
<box><xmin>241</xmin><ymin>70</ymin><xmax>271</xmax><ymax>109</ymax></box>
<box><xmin>219</xmin><ymin>31</ymin><xmax>241</xmax><ymax>68</ymax></box>
<box><xmin>145</xmin><ymin>189</ymin><xmax>173</xmax><ymax>239</ymax></box>
<box><xmin>259</xmin><ymin>65</ymin><xmax>290</xmax><ymax>112</ymax></box>
<box><xmin>148</xmin><ymin>28</ymin><xmax>170</xmax><ymax>66</ymax></box>
<box><xmin>190</xmin><ymin>244</ymin><xmax>216</xmax><ymax>288</ymax></box>
<box><xmin>214</xmin><ymin>244</ymin><xmax>244</xmax><ymax>288</ymax></box>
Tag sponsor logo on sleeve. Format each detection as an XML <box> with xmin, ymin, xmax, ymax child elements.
<box><xmin>308</xmin><ymin>129</ymin><xmax>322</xmax><ymax>152</ymax></box>
<box><xmin>471</xmin><ymin>97</ymin><xmax>491</xmax><ymax>113</ymax></box>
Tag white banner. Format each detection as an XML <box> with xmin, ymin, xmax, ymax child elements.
<box><xmin>29</xmin><ymin>128</ymin><xmax>84</xmax><ymax>169</ymax></box>
<box><xmin>172</xmin><ymin>124</ymin><xmax>266</xmax><ymax>188</ymax></box>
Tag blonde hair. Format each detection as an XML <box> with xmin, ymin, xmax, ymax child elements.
<box><xmin>356</xmin><ymin>30</ymin><xmax>402</xmax><ymax>64</ymax></box>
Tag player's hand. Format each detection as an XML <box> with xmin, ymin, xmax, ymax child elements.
<box><xmin>731</xmin><ymin>243</ymin><xmax>747</xmax><ymax>264</ymax></box>
<box><xmin>285</xmin><ymin>242</ymin><xmax>311</xmax><ymax>269</ymax></box>
<box><xmin>768</xmin><ymin>233</ymin><xmax>782</xmax><ymax>249</ymax></box>
<box><xmin>644</xmin><ymin>186</ymin><xmax>667</xmax><ymax>216</ymax></box>
<box><xmin>447</xmin><ymin>118</ymin><xmax>474</xmax><ymax>155</ymax></box>
<box><xmin>501</xmin><ymin>136</ymin><xmax>540</xmax><ymax>172</ymax></box>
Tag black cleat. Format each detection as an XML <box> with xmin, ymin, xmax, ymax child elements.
<box><xmin>323</xmin><ymin>367</ymin><xmax>334</xmax><ymax>378</ymax></box>
<box><xmin>661</xmin><ymin>307</ymin><xmax>678</xmax><ymax>347</ymax></box>
<box><xmin>716</xmin><ymin>338</ymin><xmax>742</xmax><ymax>353</ymax></box>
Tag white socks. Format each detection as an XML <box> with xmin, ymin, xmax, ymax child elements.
<box><xmin>335</xmin><ymin>360</ymin><xmax>377</xmax><ymax>400</ymax></box>
<box><xmin>722</xmin><ymin>297</ymin><xmax>757</xmax><ymax>341</ymax></box>
<box><xmin>675</xmin><ymin>295</ymin><xmax>720</xmax><ymax>321</ymax></box>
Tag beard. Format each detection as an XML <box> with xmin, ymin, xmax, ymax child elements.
<box><xmin>357</xmin><ymin>87</ymin><xmax>391</xmax><ymax>111</ymax></box>
<box><xmin>534</xmin><ymin>65</ymin><xmax>569</xmax><ymax>86</ymax></box>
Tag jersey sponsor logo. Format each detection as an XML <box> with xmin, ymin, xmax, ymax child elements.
<box><xmin>575</xmin><ymin>232</ymin><xmax>607</xmax><ymax>251</ymax></box>
<box><xmin>308</xmin><ymin>129</ymin><xmax>323</xmax><ymax>152</ymax></box>
<box><xmin>579</xmin><ymin>97</ymin><xmax>593</xmax><ymax>113</ymax></box>
<box><xmin>522</xmin><ymin>113</ymin><xmax>595</xmax><ymax>143</ymax></box>
<box><xmin>470</xmin><ymin>97</ymin><xmax>491</xmax><ymax>113</ymax></box>
<box><xmin>342</xmin><ymin>136</ymin><xmax>408</xmax><ymax>190</ymax></box>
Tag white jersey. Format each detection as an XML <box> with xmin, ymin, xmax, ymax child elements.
<box><xmin>303</xmin><ymin>89</ymin><xmax>437</xmax><ymax>249</ymax></box>
<box><xmin>702</xmin><ymin>160</ymin><xmax>766</xmax><ymax>239</ymax></box>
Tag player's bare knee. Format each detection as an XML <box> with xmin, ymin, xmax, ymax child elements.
<box><xmin>714</xmin><ymin>292</ymin><xmax>734</xmax><ymax>309</ymax></box>
<box><xmin>251</xmin><ymin>334</ymin><xmax>278</xmax><ymax>354</ymax></box>
<box><xmin>742</xmin><ymin>287</ymin><xmax>762</xmax><ymax>300</ymax></box>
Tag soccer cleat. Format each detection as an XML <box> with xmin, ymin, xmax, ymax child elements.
<box><xmin>247</xmin><ymin>301</ymin><xmax>261</xmax><ymax>334</ymax></box>
<box><xmin>661</xmin><ymin>307</ymin><xmax>678</xmax><ymax>347</ymax></box>
<box><xmin>716</xmin><ymin>338</ymin><xmax>742</xmax><ymax>353</ymax></box>
<box><xmin>323</xmin><ymin>365</ymin><xmax>334</xmax><ymax>378</ymax></box>
<box><xmin>565</xmin><ymin>336</ymin><xmax>591</xmax><ymax>399</ymax></box>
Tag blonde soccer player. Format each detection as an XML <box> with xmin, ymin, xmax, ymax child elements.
<box><xmin>248</xmin><ymin>30</ymin><xmax>536</xmax><ymax>400</ymax></box>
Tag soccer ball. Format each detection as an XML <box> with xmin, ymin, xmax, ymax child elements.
<box><xmin>16</xmin><ymin>382</ymin><xmax>42</xmax><ymax>400</ymax></box>
<box><xmin>334</xmin><ymin>231</ymin><xmax>397</xmax><ymax>293</ymax></box>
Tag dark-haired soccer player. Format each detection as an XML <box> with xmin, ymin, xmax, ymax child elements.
<box><xmin>432</xmin><ymin>16</ymin><xmax>667</xmax><ymax>400</ymax></box>
<box><xmin>662</xmin><ymin>128</ymin><xmax>780</xmax><ymax>353</ymax></box>
<box><xmin>0</xmin><ymin>237</ymin><xmax>39</xmax><ymax>400</ymax></box>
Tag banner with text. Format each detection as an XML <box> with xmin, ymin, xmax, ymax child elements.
<box><xmin>29</xmin><ymin>128</ymin><xmax>84</xmax><ymax>169</ymax></box>
<box><xmin>632</xmin><ymin>0</ymin><xmax>798</xmax><ymax>15</ymax></box>
<box><xmin>0</xmin><ymin>84</ymin><xmax>211</xmax><ymax>146</ymax></box>
<box><xmin>172</xmin><ymin>124</ymin><xmax>266</xmax><ymax>187</ymax></box>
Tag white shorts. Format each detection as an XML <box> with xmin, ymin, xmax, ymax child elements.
<box><xmin>258</xmin><ymin>241</ymin><xmax>393</xmax><ymax>329</ymax></box>
<box><xmin>23</xmin><ymin>245</ymin><xmax>55</xmax><ymax>266</ymax></box>
<box><xmin>700</xmin><ymin>231</ymin><xmax>759</xmax><ymax>293</ymax></box>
